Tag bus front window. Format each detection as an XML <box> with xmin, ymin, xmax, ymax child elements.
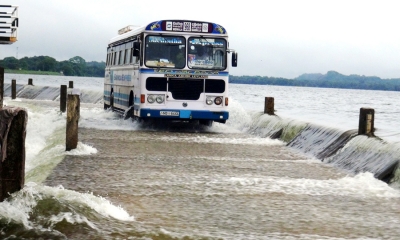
<box><xmin>145</xmin><ymin>36</ymin><xmax>186</xmax><ymax>69</ymax></box>
<box><xmin>188</xmin><ymin>37</ymin><xmax>227</xmax><ymax>70</ymax></box>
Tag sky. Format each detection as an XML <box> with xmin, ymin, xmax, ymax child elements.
<box><xmin>1</xmin><ymin>0</ymin><xmax>400</xmax><ymax>79</ymax></box>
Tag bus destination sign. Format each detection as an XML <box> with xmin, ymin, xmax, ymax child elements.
<box><xmin>146</xmin><ymin>20</ymin><xmax>226</xmax><ymax>34</ymax></box>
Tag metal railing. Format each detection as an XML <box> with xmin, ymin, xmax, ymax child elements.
<box><xmin>0</xmin><ymin>5</ymin><xmax>18</xmax><ymax>44</ymax></box>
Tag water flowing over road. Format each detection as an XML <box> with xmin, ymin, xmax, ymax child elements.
<box><xmin>1</xmin><ymin>74</ymin><xmax>400</xmax><ymax>239</ymax></box>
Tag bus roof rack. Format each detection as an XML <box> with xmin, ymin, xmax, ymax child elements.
<box><xmin>118</xmin><ymin>25</ymin><xmax>140</xmax><ymax>35</ymax></box>
<box><xmin>0</xmin><ymin>5</ymin><xmax>18</xmax><ymax>44</ymax></box>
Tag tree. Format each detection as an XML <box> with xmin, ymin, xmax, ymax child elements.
<box><xmin>69</xmin><ymin>56</ymin><xmax>86</xmax><ymax>76</ymax></box>
<box><xmin>37</xmin><ymin>56</ymin><xmax>57</xmax><ymax>71</ymax></box>
<box><xmin>2</xmin><ymin>57</ymin><xmax>19</xmax><ymax>69</ymax></box>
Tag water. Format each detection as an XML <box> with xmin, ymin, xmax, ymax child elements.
<box><xmin>1</xmin><ymin>73</ymin><xmax>400</xmax><ymax>239</ymax></box>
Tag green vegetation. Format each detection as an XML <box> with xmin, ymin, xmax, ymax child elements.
<box><xmin>230</xmin><ymin>71</ymin><xmax>400</xmax><ymax>91</ymax></box>
<box><xmin>2</xmin><ymin>55</ymin><xmax>400</xmax><ymax>91</ymax></box>
<box><xmin>4</xmin><ymin>69</ymin><xmax>61</xmax><ymax>75</ymax></box>
<box><xmin>0</xmin><ymin>56</ymin><xmax>105</xmax><ymax>77</ymax></box>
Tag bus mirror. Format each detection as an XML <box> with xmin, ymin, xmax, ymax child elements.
<box><xmin>231</xmin><ymin>51</ymin><xmax>238</xmax><ymax>67</ymax></box>
<box><xmin>133</xmin><ymin>42</ymin><xmax>141</xmax><ymax>57</ymax></box>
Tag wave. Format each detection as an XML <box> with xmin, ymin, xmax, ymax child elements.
<box><xmin>241</xmin><ymin>111</ymin><xmax>400</xmax><ymax>184</ymax></box>
<box><xmin>0</xmin><ymin>182</ymin><xmax>134</xmax><ymax>238</ymax></box>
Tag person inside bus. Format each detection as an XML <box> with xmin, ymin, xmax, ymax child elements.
<box><xmin>196</xmin><ymin>46</ymin><xmax>210</xmax><ymax>60</ymax></box>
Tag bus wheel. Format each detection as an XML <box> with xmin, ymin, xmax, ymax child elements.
<box><xmin>110</xmin><ymin>92</ymin><xmax>114</xmax><ymax>111</ymax></box>
<box><xmin>199</xmin><ymin>120</ymin><xmax>213</xmax><ymax>127</ymax></box>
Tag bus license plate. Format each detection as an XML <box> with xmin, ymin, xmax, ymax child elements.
<box><xmin>160</xmin><ymin>111</ymin><xmax>179</xmax><ymax>116</ymax></box>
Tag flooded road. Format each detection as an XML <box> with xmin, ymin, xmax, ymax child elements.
<box><xmin>2</xmin><ymin>79</ymin><xmax>400</xmax><ymax>239</ymax></box>
<box><xmin>44</xmin><ymin>125</ymin><xmax>400</xmax><ymax>239</ymax></box>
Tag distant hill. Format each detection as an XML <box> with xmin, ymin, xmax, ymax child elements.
<box><xmin>295</xmin><ymin>73</ymin><xmax>324</xmax><ymax>81</ymax></box>
<box><xmin>295</xmin><ymin>71</ymin><xmax>383</xmax><ymax>82</ymax></box>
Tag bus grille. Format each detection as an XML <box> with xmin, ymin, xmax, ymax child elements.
<box><xmin>169</xmin><ymin>78</ymin><xmax>204</xmax><ymax>100</ymax></box>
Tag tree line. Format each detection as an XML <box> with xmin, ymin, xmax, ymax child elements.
<box><xmin>229</xmin><ymin>71</ymin><xmax>400</xmax><ymax>91</ymax></box>
<box><xmin>0</xmin><ymin>56</ymin><xmax>105</xmax><ymax>77</ymax></box>
<box><xmin>2</xmin><ymin>56</ymin><xmax>400</xmax><ymax>91</ymax></box>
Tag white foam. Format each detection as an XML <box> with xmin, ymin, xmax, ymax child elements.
<box><xmin>159</xmin><ymin>135</ymin><xmax>284</xmax><ymax>145</ymax></box>
<box><xmin>49</xmin><ymin>212</ymin><xmax>98</xmax><ymax>229</ymax></box>
<box><xmin>223</xmin><ymin>97</ymin><xmax>254</xmax><ymax>131</ymax></box>
<box><xmin>79</xmin><ymin>107</ymin><xmax>139</xmax><ymax>130</ymax></box>
<box><xmin>65</xmin><ymin>142</ymin><xmax>98</xmax><ymax>155</ymax></box>
<box><xmin>1</xmin><ymin>100</ymin><xmax>66</xmax><ymax>172</ymax></box>
<box><xmin>0</xmin><ymin>182</ymin><xmax>134</xmax><ymax>229</ymax></box>
<box><xmin>225</xmin><ymin>172</ymin><xmax>400</xmax><ymax>198</ymax></box>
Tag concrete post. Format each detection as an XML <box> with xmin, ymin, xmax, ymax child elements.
<box><xmin>28</xmin><ymin>78</ymin><xmax>33</xmax><ymax>85</ymax></box>
<box><xmin>0</xmin><ymin>67</ymin><xmax>3</xmax><ymax>108</ymax></box>
<box><xmin>264</xmin><ymin>97</ymin><xmax>275</xmax><ymax>115</ymax></box>
<box><xmin>60</xmin><ymin>85</ymin><xmax>67</xmax><ymax>113</ymax></box>
<box><xmin>11</xmin><ymin>79</ymin><xmax>16</xmax><ymax>99</ymax></box>
<box><xmin>68</xmin><ymin>81</ymin><xmax>73</xmax><ymax>88</ymax></box>
<box><xmin>0</xmin><ymin>107</ymin><xmax>27</xmax><ymax>202</ymax></box>
<box><xmin>66</xmin><ymin>90</ymin><xmax>80</xmax><ymax>151</ymax></box>
<box><xmin>358</xmin><ymin>108</ymin><xmax>375</xmax><ymax>136</ymax></box>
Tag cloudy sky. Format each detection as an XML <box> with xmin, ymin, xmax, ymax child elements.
<box><xmin>1</xmin><ymin>0</ymin><xmax>400</xmax><ymax>79</ymax></box>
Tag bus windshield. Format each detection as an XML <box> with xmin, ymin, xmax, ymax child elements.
<box><xmin>188</xmin><ymin>37</ymin><xmax>227</xmax><ymax>70</ymax></box>
<box><xmin>145</xmin><ymin>35</ymin><xmax>186</xmax><ymax>69</ymax></box>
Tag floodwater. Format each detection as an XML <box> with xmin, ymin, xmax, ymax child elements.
<box><xmin>43</xmin><ymin>124</ymin><xmax>400</xmax><ymax>239</ymax></box>
<box><xmin>1</xmin><ymin>74</ymin><xmax>400</xmax><ymax>239</ymax></box>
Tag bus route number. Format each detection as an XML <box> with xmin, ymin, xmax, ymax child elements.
<box><xmin>160</xmin><ymin>111</ymin><xmax>179</xmax><ymax>116</ymax></box>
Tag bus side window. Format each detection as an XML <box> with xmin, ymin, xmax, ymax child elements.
<box><xmin>116</xmin><ymin>51</ymin><xmax>120</xmax><ymax>65</ymax></box>
<box><xmin>124</xmin><ymin>49</ymin><xmax>128</xmax><ymax>64</ymax></box>
<box><xmin>113</xmin><ymin>52</ymin><xmax>117</xmax><ymax>65</ymax></box>
<box><xmin>126</xmin><ymin>48</ymin><xmax>131</xmax><ymax>64</ymax></box>
<box><xmin>119</xmin><ymin>50</ymin><xmax>124</xmax><ymax>65</ymax></box>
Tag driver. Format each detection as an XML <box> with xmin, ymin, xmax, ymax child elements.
<box><xmin>196</xmin><ymin>47</ymin><xmax>209</xmax><ymax>60</ymax></box>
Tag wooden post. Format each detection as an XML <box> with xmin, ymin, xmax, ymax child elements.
<box><xmin>28</xmin><ymin>78</ymin><xmax>33</xmax><ymax>85</ymax></box>
<box><xmin>264</xmin><ymin>97</ymin><xmax>275</xmax><ymax>115</ymax></box>
<box><xmin>358</xmin><ymin>108</ymin><xmax>375</xmax><ymax>136</ymax></box>
<box><xmin>66</xmin><ymin>90</ymin><xmax>80</xmax><ymax>151</ymax></box>
<box><xmin>11</xmin><ymin>79</ymin><xmax>16</xmax><ymax>99</ymax></box>
<box><xmin>60</xmin><ymin>85</ymin><xmax>67</xmax><ymax>113</ymax></box>
<box><xmin>68</xmin><ymin>81</ymin><xmax>73</xmax><ymax>88</ymax></box>
<box><xmin>0</xmin><ymin>67</ymin><xmax>3</xmax><ymax>108</ymax></box>
<box><xmin>0</xmin><ymin>107</ymin><xmax>27</xmax><ymax>202</ymax></box>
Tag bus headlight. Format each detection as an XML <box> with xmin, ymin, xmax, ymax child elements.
<box><xmin>147</xmin><ymin>95</ymin><xmax>156</xmax><ymax>103</ymax></box>
<box><xmin>214</xmin><ymin>97</ymin><xmax>223</xmax><ymax>105</ymax></box>
<box><xmin>147</xmin><ymin>94</ymin><xmax>164</xmax><ymax>104</ymax></box>
<box><xmin>156</xmin><ymin>95</ymin><xmax>164</xmax><ymax>103</ymax></box>
<box><xmin>206</xmin><ymin>97</ymin><xmax>213</xmax><ymax>105</ymax></box>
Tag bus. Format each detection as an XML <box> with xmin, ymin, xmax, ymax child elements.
<box><xmin>104</xmin><ymin>19</ymin><xmax>238</xmax><ymax>126</ymax></box>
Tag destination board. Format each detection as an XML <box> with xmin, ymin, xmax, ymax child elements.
<box><xmin>146</xmin><ymin>20</ymin><xmax>226</xmax><ymax>34</ymax></box>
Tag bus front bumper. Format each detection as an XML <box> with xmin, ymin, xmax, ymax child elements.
<box><xmin>140</xmin><ymin>109</ymin><xmax>229</xmax><ymax>122</ymax></box>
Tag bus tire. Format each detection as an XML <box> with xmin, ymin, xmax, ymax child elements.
<box><xmin>110</xmin><ymin>92</ymin><xmax>114</xmax><ymax>111</ymax></box>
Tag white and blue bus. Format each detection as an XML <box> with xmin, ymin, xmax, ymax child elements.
<box><xmin>104</xmin><ymin>19</ymin><xmax>238</xmax><ymax>125</ymax></box>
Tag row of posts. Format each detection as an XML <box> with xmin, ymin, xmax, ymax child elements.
<box><xmin>0</xmin><ymin>68</ymin><xmax>80</xmax><ymax>201</ymax></box>
<box><xmin>264</xmin><ymin>97</ymin><xmax>375</xmax><ymax>136</ymax></box>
